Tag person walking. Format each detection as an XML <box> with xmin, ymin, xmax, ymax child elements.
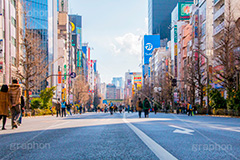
<box><xmin>136</xmin><ymin>98</ymin><xmax>143</xmax><ymax>118</ymax></box>
<box><xmin>18</xmin><ymin>96</ymin><xmax>25</xmax><ymax>124</ymax></box>
<box><xmin>56</xmin><ymin>99</ymin><xmax>61</xmax><ymax>117</ymax></box>
<box><xmin>61</xmin><ymin>100</ymin><xmax>67</xmax><ymax>117</ymax></box>
<box><xmin>119</xmin><ymin>104</ymin><xmax>123</xmax><ymax>114</ymax></box>
<box><xmin>66</xmin><ymin>101</ymin><xmax>72</xmax><ymax>116</ymax></box>
<box><xmin>143</xmin><ymin>98</ymin><xmax>151</xmax><ymax>118</ymax></box>
<box><xmin>0</xmin><ymin>85</ymin><xmax>11</xmax><ymax>130</ymax></box>
<box><xmin>9</xmin><ymin>79</ymin><xmax>22</xmax><ymax>129</ymax></box>
<box><xmin>109</xmin><ymin>101</ymin><xmax>113</xmax><ymax>115</ymax></box>
<box><xmin>153</xmin><ymin>102</ymin><xmax>158</xmax><ymax>115</ymax></box>
<box><xmin>188</xmin><ymin>103</ymin><xmax>193</xmax><ymax>116</ymax></box>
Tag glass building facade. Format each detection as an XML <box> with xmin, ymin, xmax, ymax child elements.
<box><xmin>24</xmin><ymin>0</ymin><xmax>50</xmax><ymax>94</ymax></box>
<box><xmin>148</xmin><ymin>0</ymin><xmax>192</xmax><ymax>40</ymax></box>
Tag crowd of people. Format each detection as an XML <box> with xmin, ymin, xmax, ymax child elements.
<box><xmin>55</xmin><ymin>99</ymin><xmax>86</xmax><ymax>117</ymax></box>
<box><xmin>0</xmin><ymin>79</ymin><xmax>24</xmax><ymax>130</ymax></box>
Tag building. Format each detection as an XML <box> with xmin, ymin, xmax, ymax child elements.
<box><xmin>148</xmin><ymin>0</ymin><xmax>193</xmax><ymax>43</ymax></box>
<box><xmin>100</xmin><ymin>83</ymin><xmax>106</xmax><ymax>99</ymax></box>
<box><xmin>112</xmin><ymin>77</ymin><xmax>123</xmax><ymax>99</ymax></box>
<box><xmin>69</xmin><ymin>15</ymin><xmax>83</xmax><ymax>76</ymax></box>
<box><xmin>0</xmin><ymin>0</ymin><xmax>17</xmax><ymax>84</ymax></box>
<box><xmin>22</xmin><ymin>0</ymin><xmax>58</xmax><ymax>95</ymax></box>
<box><xmin>170</xmin><ymin>2</ymin><xmax>193</xmax><ymax>79</ymax></box>
<box><xmin>124</xmin><ymin>72</ymin><xmax>142</xmax><ymax>100</ymax></box>
<box><xmin>106</xmin><ymin>84</ymin><xmax>116</xmax><ymax>99</ymax></box>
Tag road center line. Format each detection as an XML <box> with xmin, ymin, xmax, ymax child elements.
<box><xmin>123</xmin><ymin>113</ymin><xmax>178</xmax><ymax>160</ymax></box>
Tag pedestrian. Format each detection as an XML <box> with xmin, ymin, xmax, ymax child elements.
<box><xmin>143</xmin><ymin>98</ymin><xmax>151</xmax><ymax>118</ymax></box>
<box><xmin>188</xmin><ymin>103</ymin><xmax>192</xmax><ymax>116</ymax></box>
<box><xmin>153</xmin><ymin>102</ymin><xmax>158</xmax><ymax>115</ymax></box>
<box><xmin>0</xmin><ymin>85</ymin><xmax>11</xmax><ymax>130</ymax></box>
<box><xmin>18</xmin><ymin>96</ymin><xmax>25</xmax><ymax>124</ymax></box>
<box><xmin>61</xmin><ymin>100</ymin><xmax>67</xmax><ymax>117</ymax></box>
<box><xmin>119</xmin><ymin>104</ymin><xmax>123</xmax><ymax>113</ymax></box>
<box><xmin>109</xmin><ymin>101</ymin><xmax>113</xmax><ymax>115</ymax></box>
<box><xmin>67</xmin><ymin>101</ymin><xmax>72</xmax><ymax>116</ymax></box>
<box><xmin>79</xmin><ymin>104</ymin><xmax>82</xmax><ymax>114</ymax></box>
<box><xmin>9</xmin><ymin>79</ymin><xmax>22</xmax><ymax>129</ymax></box>
<box><xmin>136</xmin><ymin>98</ymin><xmax>143</xmax><ymax>118</ymax></box>
<box><xmin>56</xmin><ymin>98</ymin><xmax>61</xmax><ymax>117</ymax></box>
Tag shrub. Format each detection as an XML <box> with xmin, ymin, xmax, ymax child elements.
<box><xmin>31</xmin><ymin>98</ymin><xmax>43</xmax><ymax>109</ymax></box>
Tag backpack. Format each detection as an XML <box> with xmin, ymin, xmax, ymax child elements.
<box><xmin>145</xmin><ymin>100</ymin><xmax>150</xmax><ymax>108</ymax></box>
<box><xmin>139</xmin><ymin>101</ymin><xmax>143</xmax><ymax>108</ymax></box>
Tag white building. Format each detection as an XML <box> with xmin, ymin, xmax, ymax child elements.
<box><xmin>0</xmin><ymin>0</ymin><xmax>18</xmax><ymax>84</ymax></box>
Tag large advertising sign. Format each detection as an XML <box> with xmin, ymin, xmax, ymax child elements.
<box><xmin>178</xmin><ymin>2</ymin><xmax>193</xmax><ymax>20</ymax></box>
<box><xmin>76</xmin><ymin>27</ymin><xmax>82</xmax><ymax>49</ymax></box>
<box><xmin>143</xmin><ymin>35</ymin><xmax>160</xmax><ymax>64</ymax></box>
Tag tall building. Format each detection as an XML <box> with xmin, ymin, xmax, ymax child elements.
<box><xmin>112</xmin><ymin>77</ymin><xmax>123</xmax><ymax>88</ymax></box>
<box><xmin>23</xmin><ymin>0</ymin><xmax>58</xmax><ymax>94</ymax></box>
<box><xmin>148</xmin><ymin>0</ymin><xmax>193</xmax><ymax>44</ymax></box>
<box><xmin>106</xmin><ymin>84</ymin><xmax>116</xmax><ymax>99</ymax></box>
<box><xmin>69</xmin><ymin>15</ymin><xmax>82</xmax><ymax>76</ymax></box>
<box><xmin>0</xmin><ymin>0</ymin><xmax>18</xmax><ymax>84</ymax></box>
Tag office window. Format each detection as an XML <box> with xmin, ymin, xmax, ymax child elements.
<box><xmin>12</xmin><ymin>37</ymin><xmax>16</xmax><ymax>47</ymax></box>
<box><xmin>12</xmin><ymin>57</ymin><xmax>16</xmax><ymax>66</ymax></box>
<box><xmin>11</xmin><ymin>17</ymin><xmax>16</xmax><ymax>27</ymax></box>
<box><xmin>11</xmin><ymin>0</ymin><xmax>16</xmax><ymax>8</ymax></box>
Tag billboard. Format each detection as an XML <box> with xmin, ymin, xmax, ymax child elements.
<box><xmin>76</xmin><ymin>27</ymin><xmax>82</xmax><ymax>49</ymax></box>
<box><xmin>143</xmin><ymin>35</ymin><xmax>160</xmax><ymax>64</ymax></box>
<box><xmin>178</xmin><ymin>2</ymin><xmax>193</xmax><ymax>20</ymax></box>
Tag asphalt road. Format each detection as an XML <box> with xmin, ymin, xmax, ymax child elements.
<box><xmin>0</xmin><ymin>112</ymin><xmax>239</xmax><ymax>160</ymax></box>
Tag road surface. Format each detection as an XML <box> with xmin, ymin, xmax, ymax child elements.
<box><xmin>0</xmin><ymin>112</ymin><xmax>239</xmax><ymax>160</ymax></box>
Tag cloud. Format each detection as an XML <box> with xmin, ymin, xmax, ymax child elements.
<box><xmin>111</xmin><ymin>33</ymin><xmax>142</xmax><ymax>56</ymax></box>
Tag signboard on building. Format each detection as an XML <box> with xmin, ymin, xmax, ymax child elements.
<box><xmin>178</xmin><ymin>2</ymin><xmax>193</xmax><ymax>20</ymax></box>
<box><xmin>0</xmin><ymin>62</ymin><xmax>3</xmax><ymax>73</ymax></box>
<box><xmin>76</xmin><ymin>27</ymin><xmax>82</xmax><ymax>49</ymax></box>
<box><xmin>143</xmin><ymin>35</ymin><xmax>160</xmax><ymax>64</ymax></box>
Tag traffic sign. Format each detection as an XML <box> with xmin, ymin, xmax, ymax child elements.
<box><xmin>70</xmin><ymin>72</ymin><xmax>76</xmax><ymax>79</ymax></box>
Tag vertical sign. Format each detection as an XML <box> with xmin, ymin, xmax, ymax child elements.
<box><xmin>174</xmin><ymin>25</ymin><xmax>178</xmax><ymax>77</ymax></box>
<box><xmin>77</xmin><ymin>50</ymin><xmax>80</xmax><ymax>67</ymax></box>
<box><xmin>64</xmin><ymin>65</ymin><xmax>67</xmax><ymax>80</ymax></box>
<box><xmin>58</xmin><ymin>71</ymin><xmax>61</xmax><ymax>83</ymax></box>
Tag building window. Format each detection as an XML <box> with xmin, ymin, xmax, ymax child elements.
<box><xmin>12</xmin><ymin>37</ymin><xmax>16</xmax><ymax>47</ymax></box>
<box><xmin>11</xmin><ymin>0</ymin><xmax>16</xmax><ymax>8</ymax></box>
<box><xmin>11</xmin><ymin>17</ymin><xmax>16</xmax><ymax>27</ymax></box>
<box><xmin>12</xmin><ymin>57</ymin><xmax>16</xmax><ymax>66</ymax></box>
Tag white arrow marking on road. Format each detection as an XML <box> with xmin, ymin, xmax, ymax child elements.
<box><xmin>169</xmin><ymin>125</ymin><xmax>194</xmax><ymax>135</ymax></box>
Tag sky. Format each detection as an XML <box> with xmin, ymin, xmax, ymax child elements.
<box><xmin>69</xmin><ymin>0</ymin><xmax>148</xmax><ymax>84</ymax></box>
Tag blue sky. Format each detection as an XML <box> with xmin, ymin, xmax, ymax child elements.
<box><xmin>69</xmin><ymin>0</ymin><xmax>148</xmax><ymax>84</ymax></box>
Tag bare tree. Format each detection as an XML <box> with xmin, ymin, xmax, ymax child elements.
<box><xmin>214</xmin><ymin>0</ymin><xmax>240</xmax><ymax>100</ymax></box>
<box><xmin>73</xmin><ymin>75</ymin><xmax>90</xmax><ymax>105</ymax></box>
<box><xmin>15</xmin><ymin>5</ymin><xmax>48</xmax><ymax>110</ymax></box>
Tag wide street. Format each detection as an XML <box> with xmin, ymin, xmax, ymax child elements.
<box><xmin>0</xmin><ymin>112</ymin><xmax>239</xmax><ymax>160</ymax></box>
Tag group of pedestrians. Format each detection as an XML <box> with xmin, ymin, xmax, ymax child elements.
<box><xmin>55</xmin><ymin>99</ymin><xmax>85</xmax><ymax>117</ymax></box>
<box><xmin>136</xmin><ymin>97</ymin><xmax>151</xmax><ymax>118</ymax></box>
<box><xmin>0</xmin><ymin>79</ymin><xmax>24</xmax><ymax>130</ymax></box>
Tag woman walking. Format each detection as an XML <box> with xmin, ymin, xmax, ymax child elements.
<box><xmin>136</xmin><ymin>98</ymin><xmax>143</xmax><ymax>118</ymax></box>
<box><xmin>0</xmin><ymin>85</ymin><xmax>11</xmax><ymax>130</ymax></box>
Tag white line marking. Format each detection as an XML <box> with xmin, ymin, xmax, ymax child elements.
<box><xmin>123</xmin><ymin>113</ymin><xmax>178</xmax><ymax>160</ymax></box>
<box><xmin>169</xmin><ymin>125</ymin><xmax>194</xmax><ymax>135</ymax></box>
